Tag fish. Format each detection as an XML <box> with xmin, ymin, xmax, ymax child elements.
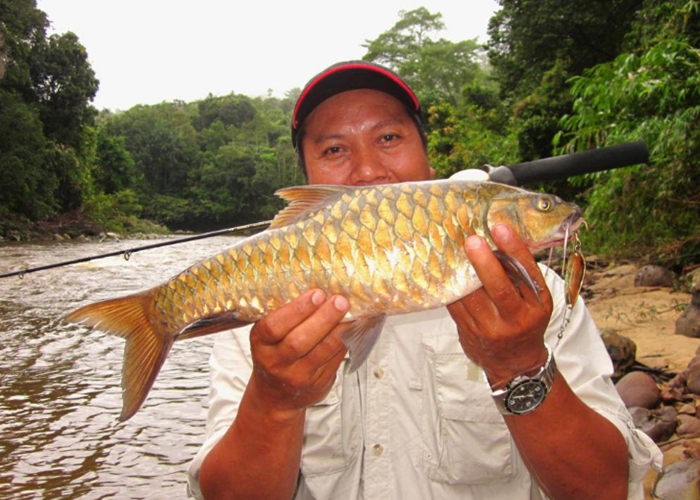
<box><xmin>65</xmin><ymin>179</ymin><xmax>584</xmax><ymax>421</ymax></box>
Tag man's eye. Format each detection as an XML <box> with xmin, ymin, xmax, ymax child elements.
<box><xmin>324</xmin><ymin>146</ymin><xmax>342</xmax><ymax>155</ymax></box>
<box><xmin>381</xmin><ymin>134</ymin><xmax>398</xmax><ymax>142</ymax></box>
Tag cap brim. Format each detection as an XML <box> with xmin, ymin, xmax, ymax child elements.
<box><xmin>291</xmin><ymin>61</ymin><xmax>420</xmax><ymax>147</ymax></box>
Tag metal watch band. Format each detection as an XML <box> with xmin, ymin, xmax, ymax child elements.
<box><xmin>491</xmin><ymin>344</ymin><xmax>557</xmax><ymax>415</ymax></box>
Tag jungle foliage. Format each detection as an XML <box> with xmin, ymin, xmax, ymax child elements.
<box><xmin>1</xmin><ymin>0</ymin><xmax>698</xmax><ymax>267</ymax></box>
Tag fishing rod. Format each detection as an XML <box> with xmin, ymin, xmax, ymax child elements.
<box><xmin>0</xmin><ymin>141</ymin><xmax>648</xmax><ymax>280</ymax></box>
<box><xmin>0</xmin><ymin>220</ymin><xmax>272</xmax><ymax>280</ymax></box>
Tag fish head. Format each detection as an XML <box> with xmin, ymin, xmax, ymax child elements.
<box><xmin>485</xmin><ymin>188</ymin><xmax>584</xmax><ymax>252</ymax></box>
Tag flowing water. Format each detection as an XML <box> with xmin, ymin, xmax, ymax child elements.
<box><xmin>0</xmin><ymin>235</ymin><xmax>242</xmax><ymax>499</ymax></box>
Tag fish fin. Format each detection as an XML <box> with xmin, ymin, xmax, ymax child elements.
<box><xmin>179</xmin><ymin>313</ymin><xmax>252</xmax><ymax>340</ymax></box>
<box><xmin>341</xmin><ymin>314</ymin><xmax>387</xmax><ymax>373</ymax></box>
<box><xmin>493</xmin><ymin>251</ymin><xmax>543</xmax><ymax>305</ymax></box>
<box><xmin>270</xmin><ymin>185</ymin><xmax>351</xmax><ymax>229</ymax></box>
<box><xmin>64</xmin><ymin>291</ymin><xmax>172</xmax><ymax>421</ymax></box>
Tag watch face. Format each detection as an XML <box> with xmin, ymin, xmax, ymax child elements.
<box><xmin>505</xmin><ymin>380</ymin><xmax>547</xmax><ymax>414</ymax></box>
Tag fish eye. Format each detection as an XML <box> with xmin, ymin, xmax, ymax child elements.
<box><xmin>536</xmin><ymin>196</ymin><xmax>553</xmax><ymax>212</ymax></box>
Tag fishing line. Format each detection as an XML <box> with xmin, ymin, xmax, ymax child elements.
<box><xmin>0</xmin><ymin>220</ymin><xmax>272</xmax><ymax>280</ymax></box>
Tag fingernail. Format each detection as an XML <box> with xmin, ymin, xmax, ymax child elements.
<box><xmin>311</xmin><ymin>290</ymin><xmax>326</xmax><ymax>305</ymax></box>
<box><xmin>466</xmin><ymin>235</ymin><xmax>482</xmax><ymax>250</ymax></box>
<box><xmin>493</xmin><ymin>224</ymin><xmax>511</xmax><ymax>238</ymax></box>
<box><xmin>333</xmin><ymin>296</ymin><xmax>349</xmax><ymax>312</ymax></box>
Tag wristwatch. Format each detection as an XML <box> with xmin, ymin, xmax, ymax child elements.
<box><xmin>491</xmin><ymin>344</ymin><xmax>557</xmax><ymax>415</ymax></box>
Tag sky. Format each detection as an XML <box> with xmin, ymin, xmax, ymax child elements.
<box><xmin>36</xmin><ymin>0</ymin><xmax>501</xmax><ymax>112</ymax></box>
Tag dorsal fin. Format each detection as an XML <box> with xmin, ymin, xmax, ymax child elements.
<box><xmin>270</xmin><ymin>184</ymin><xmax>351</xmax><ymax>229</ymax></box>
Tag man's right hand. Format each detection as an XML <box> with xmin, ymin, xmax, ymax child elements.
<box><xmin>247</xmin><ymin>289</ymin><xmax>350</xmax><ymax>416</ymax></box>
<box><xmin>199</xmin><ymin>289</ymin><xmax>349</xmax><ymax>499</ymax></box>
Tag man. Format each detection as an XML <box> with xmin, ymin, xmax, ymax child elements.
<box><xmin>187</xmin><ymin>61</ymin><xmax>662</xmax><ymax>499</ymax></box>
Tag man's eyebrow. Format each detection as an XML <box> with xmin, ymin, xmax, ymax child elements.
<box><xmin>311</xmin><ymin>132</ymin><xmax>344</xmax><ymax>145</ymax></box>
<box><xmin>371</xmin><ymin>117</ymin><xmax>409</xmax><ymax>132</ymax></box>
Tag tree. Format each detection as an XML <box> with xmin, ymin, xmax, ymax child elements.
<box><xmin>0</xmin><ymin>88</ymin><xmax>53</xmax><ymax>219</ymax></box>
<box><xmin>364</xmin><ymin>7</ymin><xmax>444</xmax><ymax>66</ymax></box>
<box><xmin>486</xmin><ymin>0</ymin><xmax>642</xmax><ymax>161</ymax></box>
<box><xmin>104</xmin><ymin>103</ymin><xmax>201</xmax><ymax>197</ymax></box>
<box><xmin>0</xmin><ymin>0</ymin><xmax>99</xmax><ymax>226</ymax></box>
<box><xmin>363</xmin><ymin>7</ymin><xmax>484</xmax><ymax>108</ymax></box>
<box><xmin>93</xmin><ymin>129</ymin><xmax>137</xmax><ymax>194</ymax></box>
<box><xmin>31</xmin><ymin>31</ymin><xmax>99</xmax><ymax>148</ymax></box>
<box><xmin>487</xmin><ymin>0</ymin><xmax>641</xmax><ymax>101</ymax></box>
<box><xmin>555</xmin><ymin>0</ymin><xmax>700</xmax><ymax>264</ymax></box>
<box><xmin>0</xmin><ymin>0</ymin><xmax>48</xmax><ymax>100</ymax></box>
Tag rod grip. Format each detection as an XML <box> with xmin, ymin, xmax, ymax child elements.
<box><xmin>488</xmin><ymin>141</ymin><xmax>649</xmax><ymax>186</ymax></box>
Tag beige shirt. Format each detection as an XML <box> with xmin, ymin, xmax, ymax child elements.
<box><xmin>187</xmin><ymin>266</ymin><xmax>662</xmax><ymax>499</ymax></box>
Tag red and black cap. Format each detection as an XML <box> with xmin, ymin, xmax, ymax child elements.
<box><xmin>291</xmin><ymin>60</ymin><xmax>421</xmax><ymax>148</ymax></box>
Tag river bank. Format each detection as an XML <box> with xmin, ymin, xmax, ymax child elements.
<box><xmin>582</xmin><ymin>260</ymin><xmax>700</xmax><ymax>498</ymax></box>
<box><xmin>0</xmin><ymin>209</ymin><xmax>170</xmax><ymax>243</ymax></box>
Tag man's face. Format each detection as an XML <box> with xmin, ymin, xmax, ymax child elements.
<box><xmin>301</xmin><ymin>89</ymin><xmax>435</xmax><ymax>186</ymax></box>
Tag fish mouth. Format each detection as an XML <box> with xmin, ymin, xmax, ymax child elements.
<box><xmin>529</xmin><ymin>211</ymin><xmax>586</xmax><ymax>251</ymax></box>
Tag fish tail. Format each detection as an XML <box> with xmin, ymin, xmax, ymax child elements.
<box><xmin>64</xmin><ymin>291</ymin><xmax>173</xmax><ymax>421</ymax></box>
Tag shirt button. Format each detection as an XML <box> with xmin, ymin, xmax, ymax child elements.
<box><xmin>373</xmin><ymin>367</ymin><xmax>384</xmax><ymax>379</ymax></box>
<box><xmin>373</xmin><ymin>444</ymin><xmax>383</xmax><ymax>456</ymax></box>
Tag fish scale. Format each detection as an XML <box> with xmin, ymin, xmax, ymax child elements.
<box><xmin>65</xmin><ymin>179</ymin><xmax>583</xmax><ymax>420</ymax></box>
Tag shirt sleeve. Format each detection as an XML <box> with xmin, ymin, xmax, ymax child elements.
<box><xmin>539</xmin><ymin>264</ymin><xmax>663</xmax><ymax>499</ymax></box>
<box><xmin>186</xmin><ymin>327</ymin><xmax>254</xmax><ymax>499</ymax></box>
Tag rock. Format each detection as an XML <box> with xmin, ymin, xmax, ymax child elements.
<box><xmin>662</xmin><ymin>373</ymin><xmax>689</xmax><ymax>403</ymax></box>
<box><xmin>689</xmin><ymin>268</ymin><xmax>700</xmax><ymax>287</ymax></box>
<box><xmin>678</xmin><ymin>402</ymin><xmax>698</xmax><ymax>416</ymax></box>
<box><xmin>600</xmin><ymin>328</ymin><xmax>637</xmax><ymax>380</ymax></box>
<box><xmin>629</xmin><ymin>406</ymin><xmax>678</xmax><ymax>442</ymax></box>
<box><xmin>677</xmin><ymin>414</ymin><xmax>700</xmax><ymax>438</ymax></box>
<box><xmin>635</xmin><ymin>264</ymin><xmax>676</xmax><ymax>287</ymax></box>
<box><xmin>678</xmin><ymin>282</ymin><xmax>700</xmax><ymax>338</ymax></box>
<box><xmin>652</xmin><ymin>458</ymin><xmax>700</xmax><ymax>500</ymax></box>
<box><xmin>99</xmin><ymin>232</ymin><xmax>121</xmax><ymax>242</ymax></box>
<box><xmin>616</xmin><ymin>371</ymin><xmax>661</xmax><ymax>409</ymax></box>
<box><xmin>686</xmin><ymin>355</ymin><xmax>700</xmax><ymax>396</ymax></box>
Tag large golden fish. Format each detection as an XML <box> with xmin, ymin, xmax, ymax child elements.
<box><xmin>65</xmin><ymin>180</ymin><xmax>583</xmax><ymax>421</ymax></box>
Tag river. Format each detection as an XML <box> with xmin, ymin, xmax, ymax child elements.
<box><xmin>0</xmin><ymin>235</ymin><xmax>242</xmax><ymax>499</ymax></box>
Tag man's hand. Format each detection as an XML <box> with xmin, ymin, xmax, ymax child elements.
<box><xmin>448</xmin><ymin>223</ymin><xmax>553</xmax><ymax>387</ymax></box>
<box><xmin>247</xmin><ymin>289</ymin><xmax>350</xmax><ymax>416</ymax></box>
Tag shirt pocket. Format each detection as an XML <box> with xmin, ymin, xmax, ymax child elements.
<box><xmin>300</xmin><ymin>364</ymin><xmax>361</xmax><ymax>478</ymax></box>
<box><xmin>421</xmin><ymin>334</ymin><xmax>516</xmax><ymax>485</ymax></box>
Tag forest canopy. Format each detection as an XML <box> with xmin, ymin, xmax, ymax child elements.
<box><xmin>1</xmin><ymin>0</ymin><xmax>698</xmax><ymax>268</ymax></box>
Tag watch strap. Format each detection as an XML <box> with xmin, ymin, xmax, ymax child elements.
<box><xmin>491</xmin><ymin>344</ymin><xmax>557</xmax><ymax>415</ymax></box>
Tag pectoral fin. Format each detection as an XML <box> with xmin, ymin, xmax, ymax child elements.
<box><xmin>494</xmin><ymin>251</ymin><xmax>543</xmax><ymax>305</ymax></box>
<box><xmin>341</xmin><ymin>314</ymin><xmax>387</xmax><ymax>373</ymax></box>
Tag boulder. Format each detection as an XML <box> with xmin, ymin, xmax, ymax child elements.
<box><xmin>600</xmin><ymin>328</ymin><xmax>637</xmax><ymax>380</ymax></box>
<box><xmin>652</xmin><ymin>458</ymin><xmax>700</xmax><ymax>500</ymax></box>
<box><xmin>616</xmin><ymin>371</ymin><xmax>661</xmax><ymax>409</ymax></box>
<box><xmin>629</xmin><ymin>406</ymin><xmax>678</xmax><ymax>442</ymax></box>
<box><xmin>634</xmin><ymin>264</ymin><xmax>675</xmax><ymax>287</ymax></box>
<box><xmin>677</xmin><ymin>281</ymin><xmax>700</xmax><ymax>338</ymax></box>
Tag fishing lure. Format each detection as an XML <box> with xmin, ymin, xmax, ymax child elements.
<box><xmin>558</xmin><ymin>232</ymin><xmax>586</xmax><ymax>346</ymax></box>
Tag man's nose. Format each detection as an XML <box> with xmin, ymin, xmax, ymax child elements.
<box><xmin>350</xmin><ymin>147</ymin><xmax>389</xmax><ymax>184</ymax></box>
